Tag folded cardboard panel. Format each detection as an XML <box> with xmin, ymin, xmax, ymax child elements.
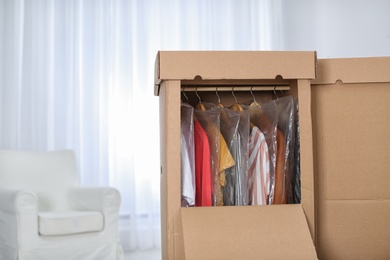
<box><xmin>181</xmin><ymin>205</ymin><xmax>318</xmax><ymax>260</ymax></box>
<box><xmin>312</xmin><ymin>57</ymin><xmax>390</xmax><ymax>259</ymax></box>
<box><xmin>155</xmin><ymin>51</ymin><xmax>317</xmax><ymax>259</ymax></box>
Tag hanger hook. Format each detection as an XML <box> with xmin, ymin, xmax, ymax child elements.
<box><xmin>215</xmin><ymin>86</ymin><xmax>221</xmax><ymax>104</ymax></box>
<box><xmin>182</xmin><ymin>87</ymin><xmax>189</xmax><ymax>103</ymax></box>
<box><xmin>250</xmin><ymin>86</ymin><xmax>256</xmax><ymax>102</ymax></box>
<box><xmin>274</xmin><ymin>85</ymin><xmax>279</xmax><ymax>99</ymax></box>
<box><xmin>195</xmin><ymin>87</ymin><xmax>202</xmax><ymax>103</ymax></box>
<box><xmin>231</xmin><ymin>86</ymin><xmax>238</xmax><ymax>103</ymax></box>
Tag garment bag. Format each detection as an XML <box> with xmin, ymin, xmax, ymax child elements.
<box><xmin>218</xmin><ymin>106</ymin><xmax>239</xmax><ymax>206</ymax></box>
<box><xmin>194</xmin><ymin>104</ymin><xmax>221</xmax><ymax>206</ymax></box>
<box><xmin>247</xmin><ymin>100</ymin><xmax>278</xmax><ymax>204</ymax></box>
<box><xmin>292</xmin><ymin>98</ymin><xmax>301</xmax><ymax>204</ymax></box>
<box><xmin>233</xmin><ymin>108</ymin><xmax>250</xmax><ymax>205</ymax></box>
<box><xmin>248</xmin><ymin>97</ymin><xmax>271</xmax><ymax>205</ymax></box>
<box><xmin>181</xmin><ymin>103</ymin><xmax>196</xmax><ymax>206</ymax></box>
<box><xmin>274</xmin><ymin>96</ymin><xmax>299</xmax><ymax>204</ymax></box>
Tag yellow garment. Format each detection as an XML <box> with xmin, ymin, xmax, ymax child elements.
<box><xmin>216</xmin><ymin>134</ymin><xmax>235</xmax><ymax>206</ymax></box>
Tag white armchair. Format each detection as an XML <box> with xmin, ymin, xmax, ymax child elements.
<box><xmin>0</xmin><ymin>150</ymin><xmax>123</xmax><ymax>260</ymax></box>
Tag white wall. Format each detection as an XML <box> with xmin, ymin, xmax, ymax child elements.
<box><xmin>279</xmin><ymin>0</ymin><xmax>390</xmax><ymax>58</ymax></box>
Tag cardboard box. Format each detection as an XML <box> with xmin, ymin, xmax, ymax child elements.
<box><xmin>311</xmin><ymin>57</ymin><xmax>390</xmax><ymax>260</ymax></box>
<box><xmin>155</xmin><ymin>51</ymin><xmax>318</xmax><ymax>259</ymax></box>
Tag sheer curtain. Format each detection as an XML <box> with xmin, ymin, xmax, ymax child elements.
<box><xmin>0</xmin><ymin>0</ymin><xmax>280</xmax><ymax>251</ymax></box>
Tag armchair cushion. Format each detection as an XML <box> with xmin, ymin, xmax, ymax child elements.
<box><xmin>38</xmin><ymin>211</ymin><xmax>104</xmax><ymax>236</ymax></box>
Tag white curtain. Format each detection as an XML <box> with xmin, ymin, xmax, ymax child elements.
<box><xmin>0</xmin><ymin>0</ymin><xmax>279</xmax><ymax>251</ymax></box>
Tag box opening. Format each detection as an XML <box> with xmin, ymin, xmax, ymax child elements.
<box><xmin>180</xmin><ymin>80</ymin><xmax>301</xmax><ymax>208</ymax></box>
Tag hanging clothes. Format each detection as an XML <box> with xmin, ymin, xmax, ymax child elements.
<box><xmin>292</xmin><ymin>100</ymin><xmax>301</xmax><ymax>204</ymax></box>
<box><xmin>219</xmin><ymin>106</ymin><xmax>241</xmax><ymax>206</ymax></box>
<box><xmin>216</xmin><ymin>135</ymin><xmax>235</xmax><ymax>206</ymax></box>
<box><xmin>273</xmin><ymin>129</ymin><xmax>287</xmax><ymax>204</ymax></box>
<box><xmin>182</xmin><ymin>90</ymin><xmax>300</xmax><ymax>207</ymax></box>
<box><xmin>248</xmin><ymin>126</ymin><xmax>270</xmax><ymax>205</ymax></box>
<box><xmin>199</xmin><ymin>103</ymin><xmax>236</xmax><ymax>206</ymax></box>
<box><xmin>274</xmin><ymin>96</ymin><xmax>298</xmax><ymax>204</ymax></box>
<box><xmin>194</xmin><ymin>120</ymin><xmax>212</xmax><ymax>206</ymax></box>
<box><xmin>180</xmin><ymin>103</ymin><xmax>196</xmax><ymax>207</ymax></box>
<box><xmin>235</xmin><ymin>110</ymin><xmax>250</xmax><ymax>206</ymax></box>
<box><xmin>194</xmin><ymin>104</ymin><xmax>223</xmax><ymax>206</ymax></box>
<box><xmin>247</xmin><ymin>100</ymin><xmax>278</xmax><ymax>205</ymax></box>
<box><xmin>219</xmin><ymin>102</ymin><xmax>249</xmax><ymax>206</ymax></box>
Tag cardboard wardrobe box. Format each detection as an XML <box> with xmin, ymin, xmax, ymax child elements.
<box><xmin>311</xmin><ymin>57</ymin><xmax>390</xmax><ymax>260</ymax></box>
<box><xmin>154</xmin><ymin>51</ymin><xmax>318</xmax><ymax>260</ymax></box>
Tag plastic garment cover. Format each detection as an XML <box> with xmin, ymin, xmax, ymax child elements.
<box><xmin>201</xmin><ymin>103</ymin><xmax>236</xmax><ymax>206</ymax></box>
<box><xmin>180</xmin><ymin>103</ymin><xmax>196</xmax><ymax>206</ymax></box>
<box><xmin>217</xmin><ymin>134</ymin><xmax>235</xmax><ymax>206</ymax></box>
<box><xmin>247</xmin><ymin>100</ymin><xmax>278</xmax><ymax>204</ymax></box>
<box><xmin>274</xmin><ymin>128</ymin><xmax>287</xmax><ymax>204</ymax></box>
<box><xmin>292</xmin><ymin>99</ymin><xmax>301</xmax><ymax>204</ymax></box>
<box><xmin>274</xmin><ymin>96</ymin><xmax>298</xmax><ymax>204</ymax></box>
<box><xmin>248</xmin><ymin>126</ymin><xmax>271</xmax><ymax>205</ymax></box>
<box><xmin>219</xmin><ymin>107</ymin><xmax>250</xmax><ymax>206</ymax></box>
<box><xmin>194</xmin><ymin>104</ymin><xmax>221</xmax><ymax>206</ymax></box>
<box><xmin>194</xmin><ymin>120</ymin><xmax>213</xmax><ymax>206</ymax></box>
<box><xmin>219</xmin><ymin>107</ymin><xmax>240</xmax><ymax>206</ymax></box>
<box><xmin>247</xmin><ymin>96</ymin><xmax>300</xmax><ymax>205</ymax></box>
<box><xmin>233</xmin><ymin>108</ymin><xmax>250</xmax><ymax>206</ymax></box>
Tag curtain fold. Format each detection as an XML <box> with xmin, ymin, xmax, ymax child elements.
<box><xmin>0</xmin><ymin>0</ymin><xmax>277</xmax><ymax>251</ymax></box>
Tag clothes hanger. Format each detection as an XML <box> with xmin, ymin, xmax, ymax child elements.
<box><xmin>195</xmin><ymin>87</ymin><xmax>206</xmax><ymax>111</ymax></box>
<box><xmin>273</xmin><ymin>85</ymin><xmax>279</xmax><ymax>99</ymax></box>
<box><xmin>216</xmin><ymin>86</ymin><xmax>233</xmax><ymax>129</ymax></box>
<box><xmin>182</xmin><ymin>87</ymin><xmax>189</xmax><ymax>103</ymax></box>
<box><xmin>248</xmin><ymin>86</ymin><xmax>259</xmax><ymax>130</ymax></box>
<box><xmin>249</xmin><ymin>86</ymin><xmax>261</xmax><ymax>108</ymax></box>
<box><xmin>230</xmin><ymin>87</ymin><xmax>243</xmax><ymax>112</ymax></box>
<box><xmin>215</xmin><ymin>86</ymin><xmax>224</xmax><ymax>108</ymax></box>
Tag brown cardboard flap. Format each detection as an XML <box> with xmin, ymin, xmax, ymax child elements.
<box><xmin>181</xmin><ymin>205</ymin><xmax>318</xmax><ymax>260</ymax></box>
<box><xmin>154</xmin><ymin>51</ymin><xmax>317</xmax><ymax>96</ymax></box>
<box><xmin>312</xmin><ymin>57</ymin><xmax>390</xmax><ymax>85</ymax></box>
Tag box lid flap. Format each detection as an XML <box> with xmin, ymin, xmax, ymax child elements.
<box><xmin>154</xmin><ymin>51</ymin><xmax>317</xmax><ymax>96</ymax></box>
<box><xmin>312</xmin><ymin>57</ymin><xmax>390</xmax><ymax>85</ymax></box>
<box><xmin>181</xmin><ymin>205</ymin><xmax>318</xmax><ymax>260</ymax></box>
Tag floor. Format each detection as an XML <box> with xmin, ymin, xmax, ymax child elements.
<box><xmin>124</xmin><ymin>249</ymin><xmax>161</xmax><ymax>260</ymax></box>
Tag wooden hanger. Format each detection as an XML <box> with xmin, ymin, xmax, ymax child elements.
<box><xmin>249</xmin><ymin>86</ymin><xmax>261</xmax><ymax>108</ymax></box>
<box><xmin>249</xmin><ymin>86</ymin><xmax>261</xmax><ymax>130</ymax></box>
<box><xmin>230</xmin><ymin>87</ymin><xmax>243</xmax><ymax>112</ymax></box>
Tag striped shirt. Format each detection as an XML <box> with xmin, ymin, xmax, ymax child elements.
<box><xmin>248</xmin><ymin>126</ymin><xmax>270</xmax><ymax>205</ymax></box>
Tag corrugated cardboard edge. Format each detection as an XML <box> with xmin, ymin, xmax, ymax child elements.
<box><xmin>181</xmin><ymin>205</ymin><xmax>318</xmax><ymax>260</ymax></box>
<box><xmin>159</xmin><ymin>81</ymin><xmax>183</xmax><ymax>260</ymax></box>
<box><xmin>312</xmin><ymin>56</ymin><xmax>390</xmax><ymax>85</ymax></box>
<box><xmin>292</xmin><ymin>80</ymin><xmax>316</xmax><ymax>241</ymax></box>
<box><xmin>154</xmin><ymin>51</ymin><xmax>317</xmax><ymax>96</ymax></box>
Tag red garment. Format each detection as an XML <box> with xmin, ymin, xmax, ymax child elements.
<box><xmin>194</xmin><ymin>121</ymin><xmax>212</xmax><ymax>206</ymax></box>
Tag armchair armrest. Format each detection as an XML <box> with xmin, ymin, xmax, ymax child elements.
<box><xmin>0</xmin><ymin>189</ymin><xmax>39</xmax><ymax>249</ymax></box>
<box><xmin>0</xmin><ymin>189</ymin><xmax>38</xmax><ymax>214</ymax></box>
<box><xmin>68</xmin><ymin>187</ymin><xmax>121</xmax><ymax>213</ymax></box>
<box><xmin>68</xmin><ymin>187</ymin><xmax>121</xmax><ymax>240</ymax></box>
